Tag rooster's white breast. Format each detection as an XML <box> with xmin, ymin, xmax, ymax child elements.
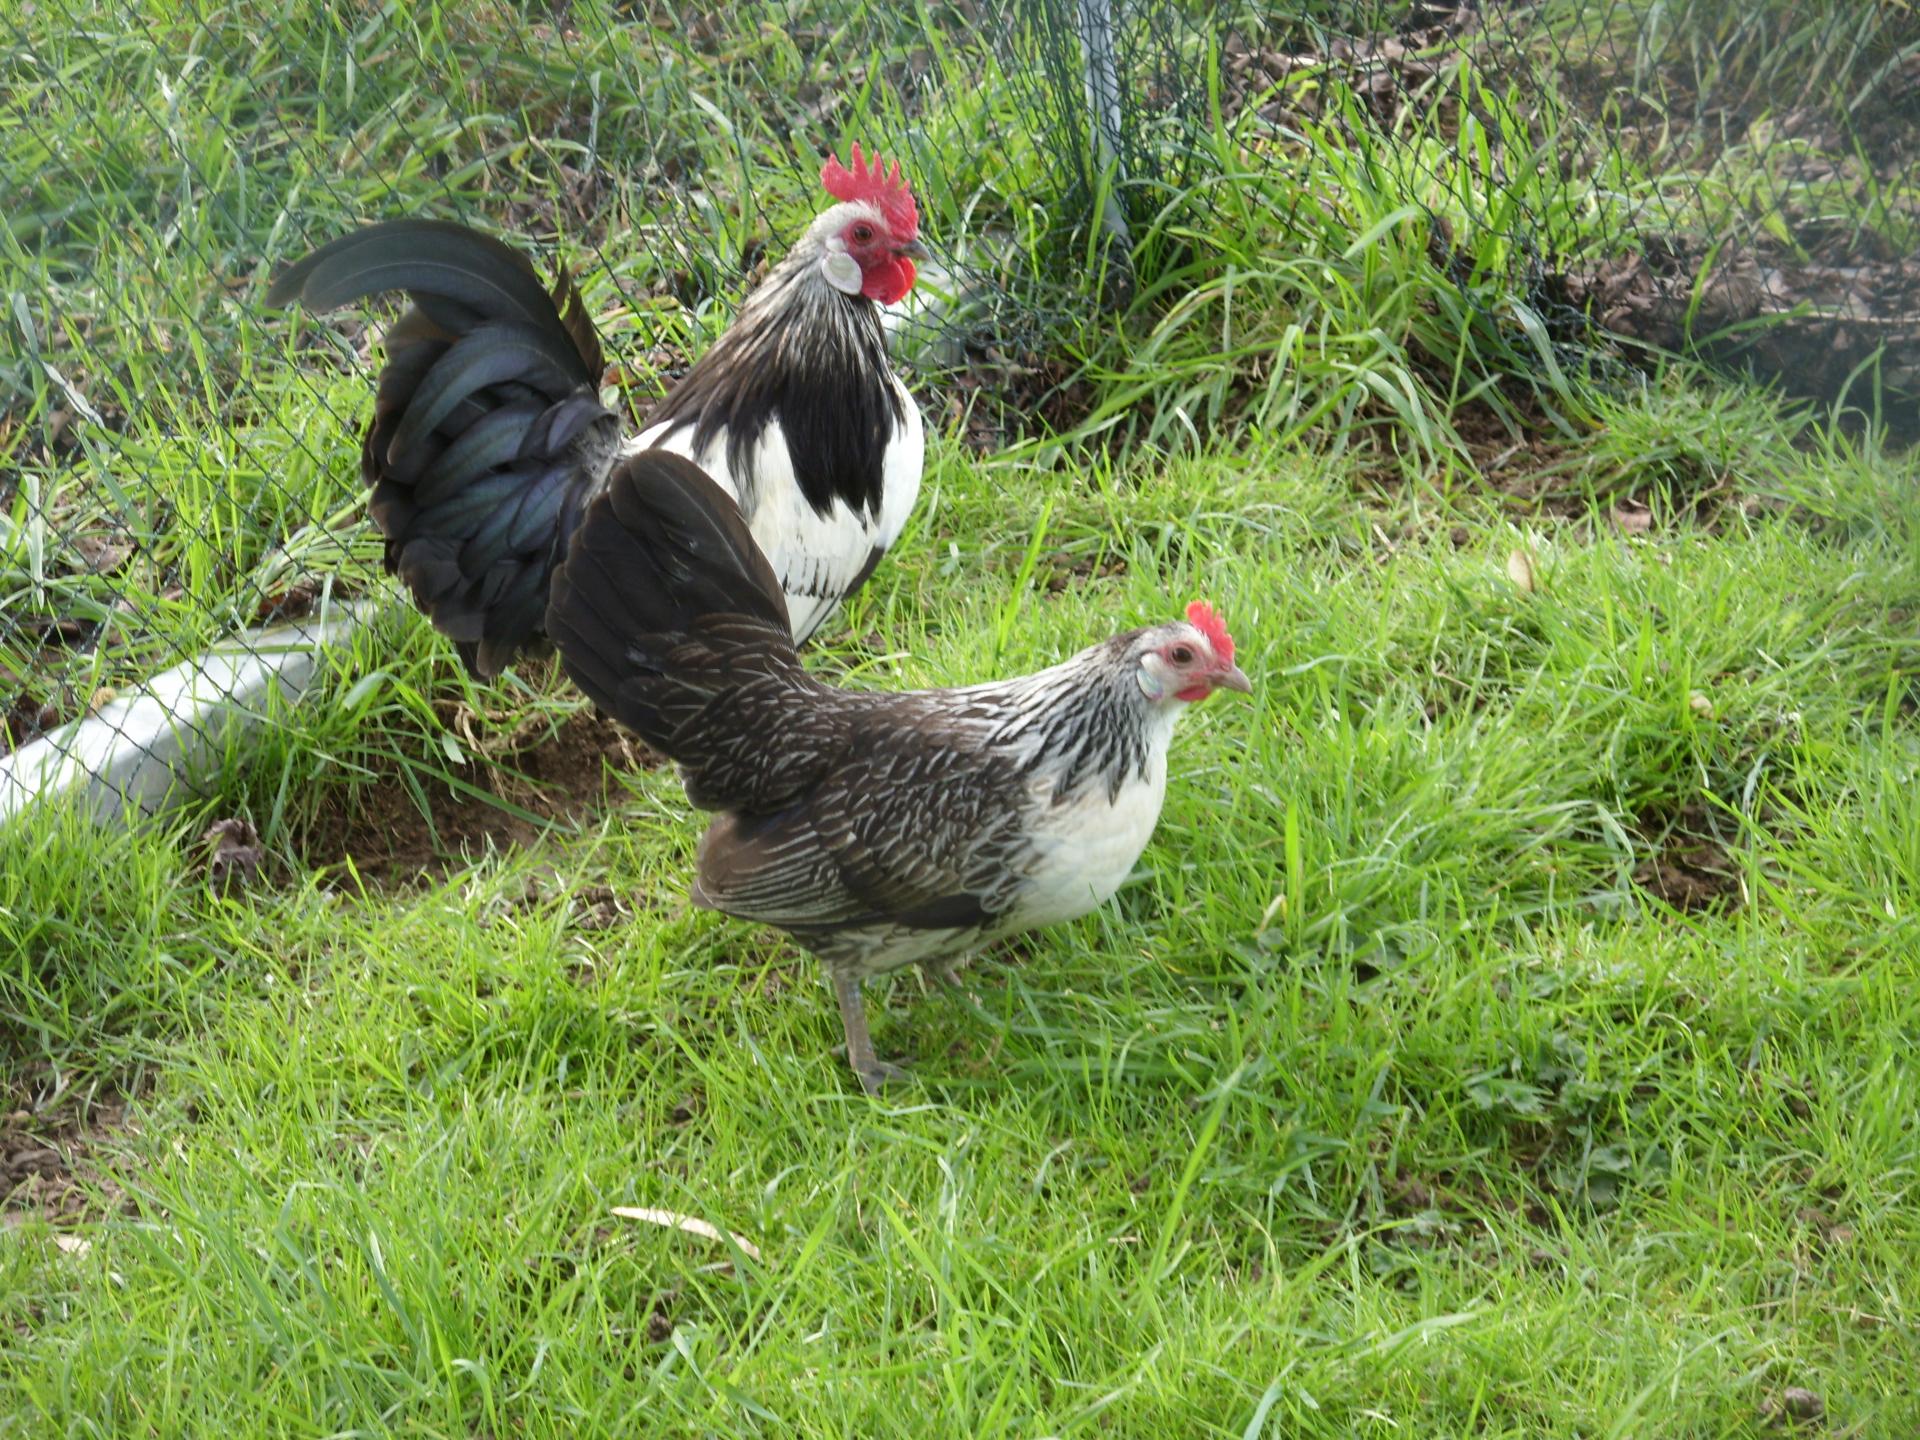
<box><xmin>627</xmin><ymin>374</ymin><xmax>922</xmax><ymax>644</ymax></box>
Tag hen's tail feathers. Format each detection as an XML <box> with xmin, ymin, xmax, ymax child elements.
<box><xmin>548</xmin><ymin>452</ymin><xmax>830</xmax><ymax>809</ymax></box>
<box><xmin>268</xmin><ymin>219</ymin><xmax>617</xmax><ymax>677</ymax></box>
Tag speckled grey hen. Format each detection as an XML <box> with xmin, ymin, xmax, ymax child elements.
<box><xmin>547</xmin><ymin>451</ymin><xmax>1251</xmax><ymax>1093</ymax></box>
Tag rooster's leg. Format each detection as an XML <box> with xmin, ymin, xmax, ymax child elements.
<box><xmin>833</xmin><ymin>972</ymin><xmax>907</xmax><ymax>1094</ymax></box>
<box><xmin>919</xmin><ymin>955</ymin><xmax>966</xmax><ymax>992</ymax></box>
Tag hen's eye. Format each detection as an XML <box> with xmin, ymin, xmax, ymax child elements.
<box><xmin>1170</xmin><ymin>645</ymin><xmax>1195</xmax><ymax>665</ymax></box>
<box><xmin>851</xmin><ymin>224</ymin><xmax>874</xmax><ymax>243</ymax></box>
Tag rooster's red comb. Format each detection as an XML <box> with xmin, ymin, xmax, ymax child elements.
<box><xmin>821</xmin><ymin>143</ymin><xmax>919</xmax><ymax>240</ymax></box>
<box><xmin>1186</xmin><ymin>600</ymin><xmax>1234</xmax><ymax>663</ymax></box>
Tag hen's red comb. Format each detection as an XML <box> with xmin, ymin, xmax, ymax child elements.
<box><xmin>1186</xmin><ymin>600</ymin><xmax>1235</xmax><ymax>663</ymax></box>
<box><xmin>820</xmin><ymin>143</ymin><xmax>919</xmax><ymax>240</ymax></box>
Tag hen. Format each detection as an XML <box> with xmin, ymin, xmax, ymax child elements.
<box><xmin>547</xmin><ymin>450</ymin><xmax>1251</xmax><ymax>1092</ymax></box>
<box><xmin>267</xmin><ymin>146</ymin><xmax>926</xmax><ymax>676</ymax></box>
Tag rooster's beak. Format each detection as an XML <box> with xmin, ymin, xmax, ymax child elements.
<box><xmin>896</xmin><ymin>239</ymin><xmax>929</xmax><ymax>261</ymax></box>
<box><xmin>1216</xmin><ymin>663</ymin><xmax>1252</xmax><ymax>695</ymax></box>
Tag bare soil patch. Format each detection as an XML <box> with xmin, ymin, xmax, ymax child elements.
<box><xmin>1634</xmin><ymin>800</ymin><xmax>1744</xmax><ymax>913</ymax></box>
<box><xmin>1565</xmin><ymin>240</ymin><xmax>1920</xmax><ymax>436</ymax></box>
<box><xmin>1</xmin><ymin>1069</ymin><xmax>135</xmax><ymax>1228</ymax></box>
<box><xmin>298</xmin><ymin>704</ymin><xmax>662</xmax><ymax>887</ymax></box>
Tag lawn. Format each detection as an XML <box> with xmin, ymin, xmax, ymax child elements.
<box><xmin>4</xmin><ymin>2</ymin><xmax>1919</xmax><ymax>1436</ymax></box>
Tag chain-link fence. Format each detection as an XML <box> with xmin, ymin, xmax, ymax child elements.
<box><xmin>4</xmin><ymin>0</ymin><xmax>1915</xmax><ymax>819</ymax></box>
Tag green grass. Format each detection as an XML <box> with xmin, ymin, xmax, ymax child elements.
<box><xmin>7</xmin><ymin>0</ymin><xmax>1920</xmax><ymax>1434</ymax></box>
<box><xmin>6</xmin><ymin>405</ymin><xmax>1920</xmax><ymax>1435</ymax></box>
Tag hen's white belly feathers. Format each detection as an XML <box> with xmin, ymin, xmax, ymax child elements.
<box><xmin>1008</xmin><ymin>753</ymin><xmax>1169</xmax><ymax>930</ymax></box>
<box><xmin>625</xmin><ymin>376</ymin><xmax>922</xmax><ymax>643</ymax></box>
<box><xmin>808</xmin><ymin>759</ymin><xmax>1169</xmax><ymax>983</ymax></box>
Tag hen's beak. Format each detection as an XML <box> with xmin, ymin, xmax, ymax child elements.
<box><xmin>1215</xmin><ymin>663</ymin><xmax>1252</xmax><ymax>694</ymax></box>
<box><xmin>896</xmin><ymin>238</ymin><xmax>929</xmax><ymax>261</ymax></box>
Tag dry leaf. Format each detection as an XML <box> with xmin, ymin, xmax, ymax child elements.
<box><xmin>1689</xmin><ymin>692</ymin><xmax>1715</xmax><ymax>719</ymax></box>
<box><xmin>255</xmin><ymin>580</ymin><xmax>320</xmax><ymax>624</ymax></box>
<box><xmin>73</xmin><ymin>534</ymin><xmax>132</xmax><ymax>574</ymax></box>
<box><xmin>1611</xmin><ymin>501</ymin><xmax>1653</xmax><ymax>536</ymax></box>
<box><xmin>1505</xmin><ymin>547</ymin><xmax>1537</xmax><ymax>593</ymax></box>
<box><xmin>611</xmin><ymin>1206</ymin><xmax>762</xmax><ymax>1261</ymax></box>
<box><xmin>202</xmin><ymin>818</ymin><xmax>265</xmax><ymax>893</ymax></box>
<box><xmin>52</xmin><ymin>1234</ymin><xmax>91</xmax><ymax>1258</ymax></box>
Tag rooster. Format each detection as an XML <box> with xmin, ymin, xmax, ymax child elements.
<box><xmin>267</xmin><ymin>146</ymin><xmax>927</xmax><ymax>676</ymax></box>
<box><xmin>547</xmin><ymin>451</ymin><xmax>1251</xmax><ymax>1093</ymax></box>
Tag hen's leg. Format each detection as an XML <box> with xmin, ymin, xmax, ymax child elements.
<box><xmin>919</xmin><ymin>955</ymin><xmax>967</xmax><ymax>992</ymax></box>
<box><xmin>834</xmin><ymin>972</ymin><xmax>907</xmax><ymax>1094</ymax></box>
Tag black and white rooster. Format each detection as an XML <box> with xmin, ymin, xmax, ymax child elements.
<box><xmin>548</xmin><ymin>451</ymin><xmax>1251</xmax><ymax>1092</ymax></box>
<box><xmin>267</xmin><ymin>145</ymin><xmax>926</xmax><ymax>675</ymax></box>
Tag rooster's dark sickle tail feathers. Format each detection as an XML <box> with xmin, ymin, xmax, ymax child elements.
<box><xmin>268</xmin><ymin>219</ymin><xmax>618</xmax><ymax>677</ymax></box>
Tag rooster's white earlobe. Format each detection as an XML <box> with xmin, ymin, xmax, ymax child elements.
<box><xmin>822</xmin><ymin>251</ymin><xmax>863</xmax><ymax>295</ymax></box>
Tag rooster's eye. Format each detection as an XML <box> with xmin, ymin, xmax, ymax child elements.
<box><xmin>851</xmin><ymin>224</ymin><xmax>874</xmax><ymax>244</ymax></box>
<box><xmin>1170</xmin><ymin>645</ymin><xmax>1195</xmax><ymax>665</ymax></box>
